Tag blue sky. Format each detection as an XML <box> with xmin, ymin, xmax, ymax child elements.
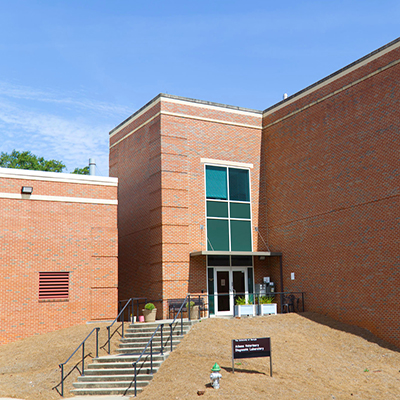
<box><xmin>0</xmin><ymin>1</ymin><xmax>399</xmax><ymax>176</ymax></box>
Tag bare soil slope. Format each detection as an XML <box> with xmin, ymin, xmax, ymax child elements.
<box><xmin>0</xmin><ymin>322</ymin><xmax>124</xmax><ymax>400</ymax></box>
<box><xmin>138</xmin><ymin>313</ymin><xmax>400</xmax><ymax>400</ymax></box>
<box><xmin>0</xmin><ymin>314</ymin><xmax>399</xmax><ymax>400</ymax></box>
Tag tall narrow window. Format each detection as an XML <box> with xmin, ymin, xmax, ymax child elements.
<box><xmin>205</xmin><ymin>165</ymin><xmax>252</xmax><ymax>251</ymax></box>
<box><xmin>39</xmin><ymin>272</ymin><xmax>69</xmax><ymax>301</ymax></box>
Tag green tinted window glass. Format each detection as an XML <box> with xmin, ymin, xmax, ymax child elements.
<box><xmin>230</xmin><ymin>220</ymin><xmax>252</xmax><ymax>251</ymax></box>
<box><xmin>208</xmin><ymin>267</ymin><xmax>215</xmax><ymax>315</ymax></box>
<box><xmin>206</xmin><ymin>166</ymin><xmax>227</xmax><ymax>200</ymax></box>
<box><xmin>207</xmin><ymin>219</ymin><xmax>229</xmax><ymax>251</ymax></box>
<box><xmin>229</xmin><ymin>168</ymin><xmax>250</xmax><ymax>201</ymax></box>
<box><xmin>230</xmin><ymin>202</ymin><xmax>251</xmax><ymax>219</ymax></box>
<box><xmin>248</xmin><ymin>267</ymin><xmax>254</xmax><ymax>303</ymax></box>
<box><xmin>207</xmin><ymin>201</ymin><xmax>228</xmax><ymax>218</ymax></box>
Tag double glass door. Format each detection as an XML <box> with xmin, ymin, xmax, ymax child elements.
<box><xmin>214</xmin><ymin>268</ymin><xmax>248</xmax><ymax>315</ymax></box>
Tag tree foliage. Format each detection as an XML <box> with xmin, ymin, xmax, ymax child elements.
<box><xmin>0</xmin><ymin>150</ymin><xmax>89</xmax><ymax>174</ymax></box>
<box><xmin>71</xmin><ymin>166</ymin><xmax>89</xmax><ymax>175</ymax></box>
<box><xmin>0</xmin><ymin>150</ymin><xmax>66</xmax><ymax>172</ymax></box>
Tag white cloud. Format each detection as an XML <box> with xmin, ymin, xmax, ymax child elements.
<box><xmin>0</xmin><ymin>82</ymin><xmax>129</xmax><ymax>176</ymax></box>
<box><xmin>0</xmin><ymin>81</ymin><xmax>132</xmax><ymax>117</ymax></box>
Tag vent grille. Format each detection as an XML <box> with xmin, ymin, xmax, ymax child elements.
<box><xmin>39</xmin><ymin>272</ymin><xmax>69</xmax><ymax>300</ymax></box>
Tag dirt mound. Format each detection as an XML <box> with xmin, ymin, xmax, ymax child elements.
<box><xmin>138</xmin><ymin>313</ymin><xmax>400</xmax><ymax>400</ymax></box>
<box><xmin>0</xmin><ymin>313</ymin><xmax>399</xmax><ymax>400</ymax></box>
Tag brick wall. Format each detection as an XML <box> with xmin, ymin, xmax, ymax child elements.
<box><xmin>261</xmin><ymin>41</ymin><xmax>400</xmax><ymax>347</ymax></box>
<box><xmin>110</xmin><ymin>95</ymin><xmax>267</xmax><ymax>315</ymax></box>
<box><xmin>0</xmin><ymin>169</ymin><xmax>118</xmax><ymax>345</ymax></box>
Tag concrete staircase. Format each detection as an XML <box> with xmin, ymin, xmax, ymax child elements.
<box><xmin>71</xmin><ymin>320</ymin><xmax>196</xmax><ymax>397</ymax></box>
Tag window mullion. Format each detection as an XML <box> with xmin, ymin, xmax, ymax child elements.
<box><xmin>227</xmin><ymin>167</ymin><xmax>231</xmax><ymax>251</ymax></box>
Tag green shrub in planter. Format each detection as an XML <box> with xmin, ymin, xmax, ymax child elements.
<box><xmin>260</xmin><ymin>295</ymin><xmax>275</xmax><ymax>304</ymax></box>
<box><xmin>144</xmin><ymin>303</ymin><xmax>155</xmax><ymax>311</ymax></box>
<box><xmin>186</xmin><ymin>301</ymin><xmax>195</xmax><ymax>309</ymax></box>
<box><xmin>235</xmin><ymin>296</ymin><xmax>246</xmax><ymax>306</ymax></box>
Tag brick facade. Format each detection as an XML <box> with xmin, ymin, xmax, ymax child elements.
<box><xmin>111</xmin><ymin>37</ymin><xmax>399</xmax><ymax>347</ymax></box>
<box><xmin>262</xmin><ymin>38</ymin><xmax>400</xmax><ymax>347</ymax></box>
<box><xmin>0</xmin><ymin>168</ymin><xmax>118</xmax><ymax>345</ymax></box>
<box><xmin>110</xmin><ymin>96</ymin><xmax>269</xmax><ymax>317</ymax></box>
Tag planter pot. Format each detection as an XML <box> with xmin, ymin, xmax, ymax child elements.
<box><xmin>258</xmin><ymin>303</ymin><xmax>277</xmax><ymax>316</ymax></box>
<box><xmin>142</xmin><ymin>308</ymin><xmax>157</xmax><ymax>323</ymax></box>
<box><xmin>234</xmin><ymin>304</ymin><xmax>255</xmax><ymax>317</ymax></box>
<box><xmin>189</xmin><ymin>305</ymin><xmax>200</xmax><ymax>320</ymax></box>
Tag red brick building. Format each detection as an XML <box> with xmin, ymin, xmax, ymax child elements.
<box><xmin>0</xmin><ymin>167</ymin><xmax>118</xmax><ymax>345</ymax></box>
<box><xmin>110</xmin><ymin>37</ymin><xmax>399</xmax><ymax>347</ymax></box>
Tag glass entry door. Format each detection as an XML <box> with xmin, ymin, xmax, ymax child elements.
<box><xmin>215</xmin><ymin>268</ymin><xmax>248</xmax><ymax>315</ymax></box>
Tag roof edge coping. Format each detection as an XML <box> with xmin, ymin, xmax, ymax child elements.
<box><xmin>109</xmin><ymin>93</ymin><xmax>262</xmax><ymax>135</ymax></box>
<box><xmin>263</xmin><ymin>36</ymin><xmax>400</xmax><ymax>115</ymax></box>
<box><xmin>0</xmin><ymin>167</ymin><xmax>118</xmax><ymax>185</ymax></box>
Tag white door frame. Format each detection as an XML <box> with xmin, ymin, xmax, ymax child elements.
<box><xmin>214</xmin><ymin>267</ymin><xmax>248</xmax><ymax>316</ymax></box>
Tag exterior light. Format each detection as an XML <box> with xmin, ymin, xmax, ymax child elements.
<box><xmin>21</xmin><ymin>186</ymin><xmax>33</xmax><ymax>194</ymax></box>
<box><xmin>210</xmin><ymin>363</ymin><xmax>222</xmax><ymax>389</ymax></box>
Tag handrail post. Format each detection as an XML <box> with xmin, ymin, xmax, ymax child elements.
<box><xmin>134</xmin><ymin>363</ymin><xmax>137</xmax><ymax>397</ymax></box>
<box><xmin>60</xmin><ymin>364</ymin><xmax>64</xmax><ymax>397</ymax></box>
<box><xmin>161</xmin><ymin>324</ymin><xmax>164</xmax><ymax>355</ymax></box>
<box><xmin>150</xmin><ymin>340</ymin><xmax>153</xmax><ymax>374</ymax></box>
<box><xmin>107</xmin><ymin>326</ymin><xmax>111</xmax><ymax>354</ymax></box>
<box><xmin>95</xmin><ymin>328</ymin><xmax>99</xmax><ymax>358</ymax></box>
<box><xmin>188</xmin><ymin>293</ymin><xmax>191</xmax><ymax>321</ymax></box>
<box><xmin>122</xmin><ymin>308</ymin><xmax>125</xmax><ymax>338</ymax></box>
<box><xmin>82</xmin><ymin>342</ymin><xmax>85</xmax><ymax>376</ymax></box>
<box><xmin>181</xmin><ymin>308</ymin><xmax>183</xmax><ymax>335</ymax></box>
<box><xmin>170</xmin><ymin>324</ymin><xmax>173</xmax><ymax>352</ymax></box>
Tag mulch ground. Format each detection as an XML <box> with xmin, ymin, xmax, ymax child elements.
<box><xmin>0</xmin><ymin>322</ymin><xmax>125</xmax><ymax>400</ymax></box>
<box><xmin>0</xmin><ymin>313</ymin><xmax>399</xmax><ymax>400</ymax></box>
<box><xmin>137</xmin><ymin>313</ymin><xmax>400</xmax><ymax>400</ymax></box>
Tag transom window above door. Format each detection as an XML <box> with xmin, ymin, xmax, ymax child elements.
<box><xmin>205</xmin><ymin>165</ymin><xmax>252</xmax><ymax>251</ymax></box>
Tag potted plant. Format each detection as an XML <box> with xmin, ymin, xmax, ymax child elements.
<box><xmin>234</xmin><ymin>296</ymin><xmax>255</xmax><ymax>317</ymax></box>
<box><xmin>258</xmin><ymin>295</ymin><xmax>277</xmax><ymax>315</ymax></box>
<box><xmin>142</xmin><ymin>302</ymin><xmax>157</xmax><ymax>322</ymax></box>
<box><xmin>186</xmin><ymin>300</ymin><xmax>200</xmax><ymax>320</ymax></box>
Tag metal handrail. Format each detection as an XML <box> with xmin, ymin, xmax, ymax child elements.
<box><xmin>132</xmin><ymin>323</ymin><xmax>164</xmax><ymax>397</ymax></box>
<box><xmin>105</xmin><ymin>297</ymin><xmax>147</xmax><ymax>354</ymax></box>
<box><xmin>169</xmin><ymin>294</ymin><xmax>190</xmax><ymax>352</ymax></box>
<box><xmin>56</xmin><ymin>327</ymin><xmax>100</xmax><ymax>397</ymax></box>
<box><xmin>211</xmin><ymin>291</ymin><xmax>305</xmax><ymax>314</ymax></box>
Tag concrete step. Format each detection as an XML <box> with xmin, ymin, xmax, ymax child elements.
<box><xmin>126</xmin><ymin>321</ymin><xmax>196</xmax><ymax>333</ymax></box>
<box><xmin>71</xmin><ymin>387</ymin><xmax>143</xmax><ymax>396</ymax></box>
<box><xmin>77</xmin><ymin>374</ymin><xmax>153</xmax><ymax>382</ymax></box>
<box><xmin>70</xmin><ymin>319</ymin><xmax>197</xmax><ymax>396</ymax></box>
<box><xmin>92</xmin><ymin>354</ymin><xmax>167</xmax><ymax>363</ymax></box>
<box><xmin>87</xmin><ymin>361</ymin><xmax>163</xmax><ymax>370</ymax></box>
<box><xmin>116</xmin><ymin>346</ymin><xmax>177</xmax><ymax>354</ymax></box>
<box><xmin>73</xmin><ymin>380</ymin><xmax>150</xmax><ymax>389</ymax></box>
<box><xmin>118</xmin><ymin>337</ymin><xmax>182</xmax><ymax>345</ymax></box>
<box><xmin>83</xmin><ymin>366</ymin><xmax>161</xmax><ymax>376</ymax></box>
<box><xmin>120</xmin><ymin>329</ymin><xmax>189</xmax><ymax>342</ymax></box>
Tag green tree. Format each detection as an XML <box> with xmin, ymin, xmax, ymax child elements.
<box><xmin>71</xmin><ymin>166</ymin><xmax>89</xmax><ymax>175</ymax></box>
<box><xmin>0</xmin><ymin>150</ymin><xmax>66</xmax><ymax>172</ymax></box>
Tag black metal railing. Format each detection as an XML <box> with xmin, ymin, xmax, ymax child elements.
<box><xmin>208</xmin><ymin>291</ymin><xmax>305</xmax><ymax>315</ymax></box>
<box><xmin>169</xmin><ymin>293</ymin><xmax>190</xmax><ymax>349</ymax></box>
<box><xmin>105</xmin><ymin>297</ymin><xmax>147</xmax><ymax>354</ymax></box>
<box><xmin>55</xmin><ymin>327</ymin><xmax>100</xmax><ymax>397</ymax></box>
<box><xmin>132</xmin><ymin>323</ymin><xmax>165</xmax><ymax>397</ymax></box>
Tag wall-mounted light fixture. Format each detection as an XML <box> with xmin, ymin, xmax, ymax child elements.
<box><xmin>21</xmin><ymin>186</ymin><xmax>33</xmax><ymax>194</ymax></box>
